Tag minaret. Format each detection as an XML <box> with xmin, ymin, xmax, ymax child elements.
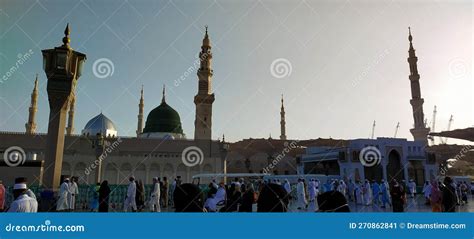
<box><xmin>136</xmin><ymin>85</ymin><xmax>144</xmax><ymax>136</ymax></box>
<box><xmin>162</xmin><ymin>84</ymin><xmax>166</xmax><ymax>103</ymax></box>
<box><xmin>407</xmin><ymin>27</ymin><xmax>430</xmax><ymax>143</ymax></box>
<box><xmin>25</xmin><ymin>75</ymin><xmax>38</xmax><ymax>134</ymax></box>
<box><xmin>280</xmin><ymin>94</ymin><xmax>287</xmax><ymax>140</ymax></box>
<box><xmin>194</xmin><ymin>26</ymin><xmax>215</xmax><ymax>140</ymax></box>
<box><xmin>66</xmin><ymin>94</ymin><xmax>75</xmax><ymax>135</ymax></box>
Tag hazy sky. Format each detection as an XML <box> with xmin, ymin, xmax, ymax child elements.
<box><xmin>0</xmin><ymin>0</ymin><xmax>472</xmax><ymax>143</ymax></box>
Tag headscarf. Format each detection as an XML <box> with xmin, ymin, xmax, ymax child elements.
<box><xmin>317</xmin><ymin>191</ymin><xmax>350</xmax><ymax>212</ymax></box>
<box><xmin>257</xmin><ymin>183</ymin><xmax>289</xmax><ymax>212</ymax></box>
<box><xmin>173</xmin><ymin>183</ymin><xmax>204</xmax><ymax>212</ymax></box>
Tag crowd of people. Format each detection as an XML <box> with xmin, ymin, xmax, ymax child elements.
<box><xmin>173</xmin><ymin>177</ymin><xmax>350</xmax><ymax>212</ymax></box>
<box><xmin>122</xmin><ymin>176</ymin><xmax>174</xmax><ymax>212</ymax></box>
<box><xmin>0</xmin><ymin>175</ymin><xmax>470</xmax><ymax>213</ymax></box>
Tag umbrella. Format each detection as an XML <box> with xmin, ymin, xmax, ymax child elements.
<box><xmin>429</xmin><ymin>127</ymin><xmax>474</xmax><ymax>142</ymax></box>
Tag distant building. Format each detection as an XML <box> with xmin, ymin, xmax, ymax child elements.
<box><xmin>299</xmin><ymin>138</ymin><xmax>438</xmax><ymax>185</ymax></box>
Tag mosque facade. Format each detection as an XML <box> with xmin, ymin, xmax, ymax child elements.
<box><xmin>0</xmin><ymin>28</ymin><xmax>449</xmax><ymax>186</ymax></box>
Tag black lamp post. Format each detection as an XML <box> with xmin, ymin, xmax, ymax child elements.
<box><xmin>220</xmin><ymin>141</ymin><xmax>230</xmax><ymax>184</ymax></box>
<box><xmin>42</xmin><ymin>24</ymin><xmax>86</xmax><ymax>191</ymax></box>
<box><xmin>92</xmin><ymin>133</ymin><xmax>108</xmax><ymax>184</ymax></box>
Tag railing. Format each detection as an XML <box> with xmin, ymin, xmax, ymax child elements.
<box><xmin>4</xmin><ymin>184</ymin><xmax>164</xmax><ymax>211</ymax></box>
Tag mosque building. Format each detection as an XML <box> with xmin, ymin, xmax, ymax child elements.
<box><xmin>0</xmin><ymin>28</ymin><xmax>224</xmax><ymax>185</ymax></box>
<box><xmin>0</xmin><ymin>26</ymin><xmax>467</xmax><ymax>187</ymax></box>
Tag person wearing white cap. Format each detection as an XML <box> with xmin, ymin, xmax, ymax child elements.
<box><xmin>124</xmin><ymin>176</ymin><xmax>137</xmax><ymax>212</ymax></box>
<box><xmin>149</xmin><ymin>177</ymin><xmax>161</xmax><ymax>212</ymax></box>
<box><xmin>8</xmin><ymin>182</ymin><xmax>38</xmax><ymax>212</ymax></box>
<box><xmin>56</xmin><ymin>178</ymin><xmax>70</xmax><ymax>211</ymax></box>
<box><xmin>68</xmin><ymin>177</ymin><xmax>79</xmax><ymax>211</ymax></box>
<box><xmin>14</xmin><ymin>177</ymin><xmax>36</xmax><ymax>200</ymax></box>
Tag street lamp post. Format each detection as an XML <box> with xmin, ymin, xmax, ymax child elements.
<box><xmin>93</xmin><ymin>133</ymin><xmax>106</xmax><ymax>184</ymax></box>
<box><xmin>221</xmin><ymin>140</ymin><xmax>230</xmax><ymax>184</ymax></box>
<box><xmin>42</xmin><ymin>24</ymin><xmax>86</xmax><ymax>191</ymax></box>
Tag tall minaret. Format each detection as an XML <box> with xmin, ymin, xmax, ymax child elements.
<box><xmin>136</xmin><ymin>85</ymin><xmax>144</xmax><ymax>136</ymax></box>
<box><xmin>280</xmin><ymin>94</ymin><xmax>287</xmax><ymax>140</ymax></box>
<box><xmin>194</xmin><ymin>26</ymin><xmax>215</xmax><ymax>140</ymax></box>
<box><xmin>407</xmin><ymin>27</ymin><xmax>430</xmax><ymax>143</ymax></box>
<box><xmin>25</xmin><ymin>75</ymin><xmax>38</xmax><ymax>134</ymax></box>
<box><xmin>66</xmin><ymin>94</ymin><xmax>75</xmax><ymax>135</ymax></box>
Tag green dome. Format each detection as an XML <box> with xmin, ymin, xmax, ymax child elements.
<box><xmin>143</xmin><ymin>102</ymin><xmax>183</xmax><ymax>134</ymax></box>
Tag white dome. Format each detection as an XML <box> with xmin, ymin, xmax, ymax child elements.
<box><xmin>82</xmin><ymin>113</ymin><xmax>118</xmax><ymax>137</ymax></box>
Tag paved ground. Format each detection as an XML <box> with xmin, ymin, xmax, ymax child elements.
<box><xmin>82</xmin><ymin>194</ymin><xmax>474</xmax><ymax>213</ymax></box>
<box><xmin>288</xmin><ymin>194</ymin><xmax>474</xmax><ymax>213</ymax></box>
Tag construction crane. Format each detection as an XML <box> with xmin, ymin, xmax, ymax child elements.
<box><xmin>371</xmin><ymin>120</ymin><xmax>376</xmax><ymax>139</ymax></box>
<box><xmin>440</xmin><ymin>115</ymin><xmax>454</xmax><ymax>144</ymax></box>
<box><xmin>429</xmin><ymin>106</ymin><xmax>437</xmax><ymax>145</ymax></box>
<box><xmin>394</xmin><ymin>122</ymin><xmax>400</xmax><ymax>138</ymax></box>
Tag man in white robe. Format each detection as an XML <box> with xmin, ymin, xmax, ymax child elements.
<box><xmin>307</xmin><ymin>179</ymin><xmax>317</xmax><ymax>211</ymax></box>
<box><xmin>337</xmin><ymin>180</ymin><xmax>347</xmax><ymax>197</ymax></box>
<box><xmin>380</xmin><ymin>179</ymin><xmax>391</xmax><ymax>208</ymax></box>
<box><xmin>149</xmin><ymin>177</ymin><xmax>161</xmax><ymax>212</ymax></box>
<box><xmin>8</xmin><ymin>183</ymin><xmax>37</xmax><ymax>213</ymax></box>
<box><xmin>296</xmin><ymin>179</ymin><xmax>307</xmax><ymax>211</ymax></box>
<box><xmin>283</xmin><ymin>179</ymin><xmax>291</xmax><ymax>194</ymax></box>
<box><xmin>354</xmin><ymin>182</ymin><xmax>362</xmax><ymax>204</ymax></box>
<box><xmin>314</xmin><ymin>179</ymin><xmax>320</xmax><ymax>191</ymax></box>
<box><xmin>408</xmin><ymin>179</ymin><xmax>417</xmax><ymax>198</ymax></box>
<box><xmin>124</xmin><ymin>177</ymin><xmax>137</xmax><ymax>212</ymax></box>
<box><xmin>215</xmin><ymin>182</ymin><xmax>226</xmax><ymax>204</ymax></box>
<box><xmin>363</xmin><ymin>180</ymin><xmax>372</xmax><ymax>206</ymax></box>
<box><xmin>56</xmin><ymin>178</ymin><xmax>70</xmax><ymax>211</ymax></box>
<box><xmin>422</xmin><ymin>181</ymin><xmax>431</xmax><ymax>199</ymax></box>
<box><xmin>68</xmin><ymin>177</ymin><xmax>79</xmax><ymax>211</ymax></box>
